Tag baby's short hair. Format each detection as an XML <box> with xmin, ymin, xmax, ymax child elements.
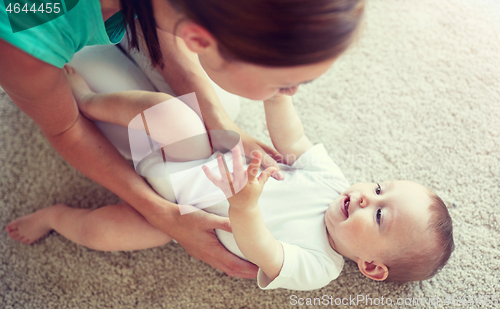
<box><xmin>384</xmin><ymin>192</ymin><xmax>454</xmax><ymax>282</ymax></box>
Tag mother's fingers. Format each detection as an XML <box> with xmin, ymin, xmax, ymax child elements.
<box><xmin>262</xmin><ymin>153</ymin><xmax>278</xmax><ymax>169</ymax></box>
<box><xmin>261</xmin><ymin>153</ymin><xmax>284</xmax><ymax>180</ymax></box>
<box><xmin>206</xmin><ymin>244</ymin><xmax>259</xmax><ymax>278</ymax></box>
<box><xmin>259</xmin><ymin>143</ymin><xmax>284</xmax><ymax>164</ymax></box>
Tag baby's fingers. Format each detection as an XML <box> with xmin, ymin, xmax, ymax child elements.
<box><xmin>217</xmin><ymin>155</ymin><xmax>234</xmax><ymax>184</ymax></box>
<box><xmin>231</xmin><ymin>145</ymin><xmax>245</xmax><ymax>180</ymax></box>
<box><xmin>247</xmin><ymin>152</ymin><xmax>263</xmax><ymax>182</ymax></box>
<box><xmin>258</xmin><ymin>167</ymin><xmax>280</xmax><ymax>185</ymax></box>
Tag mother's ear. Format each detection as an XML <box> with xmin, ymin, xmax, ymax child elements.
<box><xmin>357</xmin><ymin>258</ymin><xmax>388</xmax><ymax>281</ymax></box>
<box><xmin>177</xmin><ymin>21</ymin><xmax>217</xmax><ymax>54</ymax></box>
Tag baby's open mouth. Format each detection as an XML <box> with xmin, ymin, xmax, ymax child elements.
<box><xmin>342</xmin><ymin>196</ymin><xmax>350</xmax><ymax>218</ymax></box>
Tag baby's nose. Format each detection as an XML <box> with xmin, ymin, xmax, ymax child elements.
<box><xmin>358</xmin><ymin>194</ymin><xmax>368</xmax><ymax>208</ymax></box>
<box><xmin>350</xmin><ymin>192</ymin><xmax>367</xmax><ymax>208</ymax></box>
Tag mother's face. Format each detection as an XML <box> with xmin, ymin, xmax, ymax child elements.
<box><xmin>199</xmin><ymin>55</ymin><xmax>337</xmax><ymax>101</ymax></box>
<box><xmin>152</xmin><ymin>1</ymin><xmax>339</xmax><ymax>100</ymax></box>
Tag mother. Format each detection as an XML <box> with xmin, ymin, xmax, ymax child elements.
<box><xmin>0</xmin><ymin>0</ymin><xmax>364</xmax><ymax>278</ymax></box>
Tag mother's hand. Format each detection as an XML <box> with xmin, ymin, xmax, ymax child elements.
<box><xmin>144</xmin><ymin>202</ymin><xmax>259</xmax><ymax>278</ymax></box>
<box><xmin>224</xmin><ymin>121</ymin><xmax>284</xmax><ymax>181</ymax></box>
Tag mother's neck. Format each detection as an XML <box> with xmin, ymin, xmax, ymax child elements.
<box><xmin>100</xmin><ymin>0</ymin><xmax>122</xmax><ymax>21</ymax></box>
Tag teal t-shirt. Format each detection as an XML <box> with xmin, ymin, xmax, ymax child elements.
<box><xmin>0</xmin><ymin>0</ymin><xmax>126</xmax><ymax>68</ymax></box>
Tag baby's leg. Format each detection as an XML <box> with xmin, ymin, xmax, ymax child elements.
<box><xmin>6</xmin><ymin>203</ymin><xmax>171</xmax><ymax>251</ymax></box>
<box><xmin>63</xmin><ymin>65</ymin><xmax>211</xmax><ymax>161</ymax></box>
<box><xmin>63</xmin><ymin>65</ymin><xmax>174</xmax><ymax>127</ymax></box>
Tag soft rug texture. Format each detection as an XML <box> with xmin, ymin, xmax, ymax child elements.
<box><xmin>1</xmin><ymin>0</ymin><xmax>499</xmax><ymax>308</ymax></box>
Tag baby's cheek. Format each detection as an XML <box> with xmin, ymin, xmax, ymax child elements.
<box><xmin>346</xmin><ymin>220</ymin><xmax>373</xmax><ymax>250</ymax></box>
<box><xmin>349</xmin><ymin>218</ymin><xmax>368</xmax><ymax>235</ymax></box>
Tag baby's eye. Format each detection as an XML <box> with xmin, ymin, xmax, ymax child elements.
<box><xmin>376</xmin><ymin>209</ymin><xmax>382</xmax><ymax>225</ymax></box>
<box><xmin>375</xmin><ymin>183</ymin><xmax>382</xmax><ymax>195</ymax></box>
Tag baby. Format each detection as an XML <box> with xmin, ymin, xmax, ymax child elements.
<box><xmin>6</xmin><ymin>67</ymin><xmax>454</xmax><ymax>290</ymax></box>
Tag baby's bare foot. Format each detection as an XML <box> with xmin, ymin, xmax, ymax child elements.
<box><xmin>6</xmin><ymin>204</ymin><xmax>65</xmax><ymax>245</ymax></box>
<box><xmin>63</xmin><ymin>65</ymin><xmax>97</xmax><ymax>120</ymax></box>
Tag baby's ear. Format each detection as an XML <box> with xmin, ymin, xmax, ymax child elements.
<box><xmin>357</xmin><ymin>259</ymin><xmax>388</xmax><ymax>281</ymax></box>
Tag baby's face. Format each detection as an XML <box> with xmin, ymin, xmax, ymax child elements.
<box><xmin>325</xmin><ymin>180</ymin><xmax>432</xmax><ymax>264</ymax></box>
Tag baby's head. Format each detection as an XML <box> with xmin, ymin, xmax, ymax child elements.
<box><xmin>325</xmin><ymin>180</ymin><xmax>454</xmax><ymax>282</ymax></box>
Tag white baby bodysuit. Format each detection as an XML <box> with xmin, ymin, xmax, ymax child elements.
<box><xmin>140</xmin><ymin>144</ymin><xmax>350</xmax><ymax>290</ymax></box>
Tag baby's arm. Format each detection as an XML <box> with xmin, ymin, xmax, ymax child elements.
<box><xmin>229</xmin><ymin>200</ymin><xmax>284</xmax><ymax>281</ymax></box>
<box><xmin>204</xmin><ymin>149</ymin><xmax>283</xmax><ymax>281</ymax></box>
<box><xmin>264</xmin><ymin>94</ymin><xmax>313</xmax><ymax>165</ymax></box>
<box><xmin>229</xmin><ymin>154</ymin><xmax>283</xmax><ymax>280</ymax></box>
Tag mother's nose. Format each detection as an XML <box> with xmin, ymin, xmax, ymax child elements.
<box><xmin>278</xmin><ymin>85</ymin><xmax>300</xmax><ymax>96</ymax></box>
<box><xmin>288</xmin><ymin>86</ymin><xmax>299</xmax><ymax>96</ymax></box>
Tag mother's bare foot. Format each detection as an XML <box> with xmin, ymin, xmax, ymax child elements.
<box><xmin>63</xmin><ymin>65</ymin><xmax>97</xmax><ymax>120</ymax></box>
<box><xmin>6</xmin><ymin>205</ymin><xmax>65</xmax><ymax>245</ymax></box>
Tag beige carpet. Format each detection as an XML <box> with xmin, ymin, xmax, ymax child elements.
<box><xmin>1</xmin><ymin>0</ymin><xmax>499</xmax><ymax>308</ymax></box>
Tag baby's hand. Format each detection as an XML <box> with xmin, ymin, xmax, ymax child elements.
<box><xmin>203</xmin><ymin>146</ymin><xmax>278</xmax><ymax>208</ymax></box>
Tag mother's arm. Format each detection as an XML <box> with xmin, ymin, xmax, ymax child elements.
<box><xmin>152</xmin><ymin>29</ymin><xmax>283</xmax><ymax>170</ymax></box>
<box><xmin>0</xmin><ymin>39</ymin><xmax>257</xmax><ymax>278</ymax></box>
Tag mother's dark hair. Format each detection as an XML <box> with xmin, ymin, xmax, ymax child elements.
<box><xmin>120</xmin><ymin>0</ymin><xmax>365</xmax><ymax>68</ymax></box>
